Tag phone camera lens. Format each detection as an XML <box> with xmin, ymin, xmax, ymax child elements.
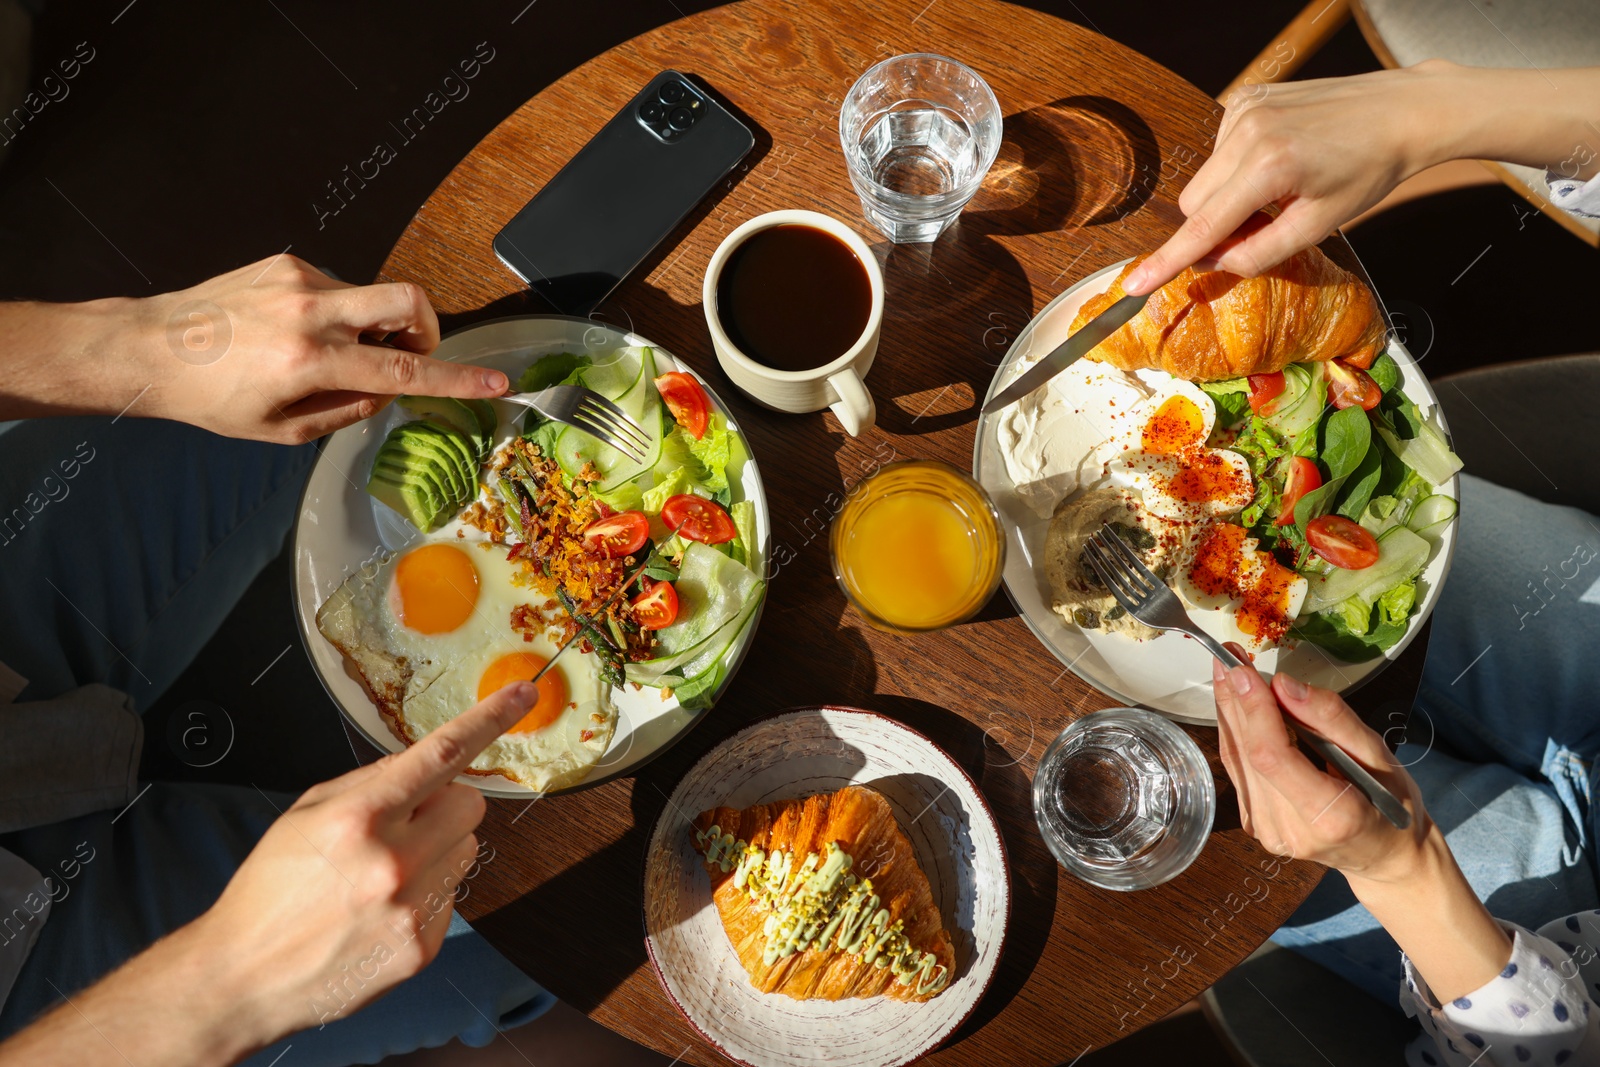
<box><xmin>668</xmin><ymin>106</ymin><xmax>695</xmax><ymax>131</ymax></box>
<box><xmin>659</xmin><ymin>81</ymin><xmax>687</xmax><ymax>104</ymax></box>
<box><xmin>640</xmin><ymin>101</ymin><xmax>665</xmax><ymax>123</ymax></box>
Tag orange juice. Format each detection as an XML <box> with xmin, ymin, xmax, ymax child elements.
<box><xmin>831</xmin><ymin>460</ymin><xmax>1004</xmax><ymax>631</ymax></box>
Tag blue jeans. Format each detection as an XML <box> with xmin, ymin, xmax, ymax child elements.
<box><xmin>1272</xmin><ymin>473</ymin><xmax>1600</xmax><ymax>1006</ymax></box>
<box><xmin>0</xmin><ymin>416</ymin><xmax>554</xmax><ymax>1063</ymax></box>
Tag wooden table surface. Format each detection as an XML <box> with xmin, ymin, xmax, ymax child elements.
<box><xmin>374</xmin><ymin>0</ymin><xmax>1429</xmax><ymax>1061</ymax></box>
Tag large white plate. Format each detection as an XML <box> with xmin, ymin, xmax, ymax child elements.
<box><xmin>973</xmin><ymin>261</ymin><xmax>1459</xmax><ymax>725</ymax></box>
<box><xmin>292</xmin><ymin>316</ymin><xmax>770</xmax><ymax>797</ymax></box>
<box><xmin>643</xmin><ymin>707</ymin><xmax>1009</xmax><ymax>1067</ymax></box>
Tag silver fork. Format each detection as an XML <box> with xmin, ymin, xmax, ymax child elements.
<box><xmin>1082</xmin><ymin>525</ymin><xmax>1411</xmax><ymax>831</ymax></box>
<box><xmin>500</xmin><ymin>385</ymin><xmax>652</xmax><ymax>463</ymax></box>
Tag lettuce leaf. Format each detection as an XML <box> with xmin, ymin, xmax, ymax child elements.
<box><xmin>642</xmin><ymin>466</ymin><xmax>697</xmax><ymax>516</ymax></box>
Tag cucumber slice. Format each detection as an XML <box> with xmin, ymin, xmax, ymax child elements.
<box><xmin>554</xmin><ymin>347</ymin><xmax>663</xmax><ymax>490</ymax></box>
<box><xmin>1406</xmin><ymin>494</ymin><xmax>1457</xmax><ymax>533</ymax></box>
<box><xmin>1263</xmin><ymin>362</ymin><xmax>1326</xmax><ymax>438</ymax></box>
<box><xmin>1304</xmin><ymin>525</ymin><xmax>1430</xmax><ymax>615</ymax></box>
<box><xmin>1413</xmin><ymin>518</ymin><xmax>1452</xmax><ymax>542</ymax></box>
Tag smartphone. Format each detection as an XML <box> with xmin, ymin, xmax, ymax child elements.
<box><xmin>493</xmin><ymin>71</ymin><xmax>755</xmax><ymax>316</ymax></box>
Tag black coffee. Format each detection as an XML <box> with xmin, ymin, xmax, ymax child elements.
<box><xmin>715</xmin><ymin>224</ymin><xmax>873</xmax><ymax>372</ymax></box>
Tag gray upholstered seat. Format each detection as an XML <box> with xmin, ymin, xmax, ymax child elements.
<box><xmin>1203</xmin><ymin>353</ymin><xmax>1600</xmax><ymax>1065</ymax></box>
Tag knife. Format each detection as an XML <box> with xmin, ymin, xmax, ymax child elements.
<box><xmin>980</xmin><ymin>293</ymin><xmax>1149</xmax><ymax>415</ymax></box>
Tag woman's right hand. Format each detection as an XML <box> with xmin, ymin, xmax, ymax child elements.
<box><xmin>1125</xmin><ymin>62</ymin><xmax>1463</xmax><ymax>295</ymax></box>
<box><xmin>1212</xmin><ymin>650</ymin><xmax>1432</xmax><ymax>885</ymax></box>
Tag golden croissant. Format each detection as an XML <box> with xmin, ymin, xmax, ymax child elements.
<box><xmin>1071</xmin><ymin>247</ymin><xmax>1385</xmax><ymax>381</ymax></box>
<box><xmin>691</xmin><ymin>785</ymin><xmax>955</xmax><ymax>1001</ymax></box>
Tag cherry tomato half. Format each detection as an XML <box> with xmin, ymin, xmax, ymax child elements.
<box><xmin>631</xmin><ymin>578</ymin><xmax>680</xmax><ymax>630</ymax></box>
<box><xmin>1326</xmin><ymin>359</ymin><xmax>1382</xmax><ymax>411</ymax></box>
<box><xmin>581</xmin><ymin>510</ymin><xmax>649</xmax><ymax>558</ymax></box>
<box><xmin>654</xmin><ymin>371</ymin><xmax>711</xmax><ymax>440</ymax></box>
<box><xmin>660</xmin><ymin>493</ymin><xmax>737</xmax><ymax>545</ymax></box>
<box><xmin>1305</xmin><ymin>514</ymin><xmax>1380</xmax><ymax>569</ymax></box>
<box><xmin>1276</xmin><ymin>455</ymin><xmax>1324</xmax><ymax>528</ymax></box>
<box><xmin>1247</xmin><ymin>371</ymin><xmax>1287</xmax><ymax>416</ymax></box>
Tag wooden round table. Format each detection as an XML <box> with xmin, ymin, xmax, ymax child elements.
<box><xmin>375</xmin><ymin>0</ymin><xmax>1429</xmax><ymax>1060</ymax></box>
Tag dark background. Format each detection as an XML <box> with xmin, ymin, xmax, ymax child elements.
<box><xmin>2</xmin><ymin>3</ymin><xmax>1591</xmax><ymax>1064</ymax></box>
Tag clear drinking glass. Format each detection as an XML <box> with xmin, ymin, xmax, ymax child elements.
<box><xmin>838</xmin><ymin>53</ymin><xmax>1003</xmax><ymax>244</ymax></box>
<box><xmin>1033</xmin><ymin>708</ymin><xmax>1215</xmax><ymax>891</ymax></box>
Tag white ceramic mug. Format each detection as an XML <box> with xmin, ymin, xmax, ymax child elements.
<box><xmin>702</xmin><ymin>209</ymin><xmax>884</xmax><ymax>436</ymax></box>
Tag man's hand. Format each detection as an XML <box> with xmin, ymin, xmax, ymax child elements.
<box><xmin>139</xmin><ymin>254</ymin><xmax>507</xmax><ymax>442</ymax></box>
<box><xmin>0</xmin><ymin>681</ymin><xmax>538</xmax><ymax>1067</ymax></box>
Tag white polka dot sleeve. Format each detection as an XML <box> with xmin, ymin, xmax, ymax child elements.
<box><xmin>1401</xmin><ymin>921</ymin><xmax>1600</xmax><ymax>1067</ymax></box>
<box><xmin>1398</xmin><ymin>917</ymin><xmax>1600</xmax><ymax>1067</ymax></box>
<box><xmin>1546</xmin><ymin>171</ymin><xmax>1600</xmax><ymax>219</ymax></box>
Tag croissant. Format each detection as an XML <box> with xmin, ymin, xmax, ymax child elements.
<box><xmin>691</xmin><ymin>785</ymin><xmax>955</xmax><ymax>1002</ymax></box>
<box><xmin>1071</xmin><ymin>247</ymin><xmax>1385</xmax><ymax>381</ymax></box>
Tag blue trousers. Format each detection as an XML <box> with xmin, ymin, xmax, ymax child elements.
<box><xmin>1273</xmin><ymin>473</ymin><xmax>1600</xmax><ymax>1006</ymax></box>
<box><xmin>0</xmin><ymin>416</ymin><xmax>554</xmax><ymax>1064</ymax></box>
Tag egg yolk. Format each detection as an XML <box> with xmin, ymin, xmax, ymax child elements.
<box><xmin>477</xmin><ymin>652</ymin><xmax>569</xmax><ymax>734</ymax></box>
<box><xmin>392</xmin><ymin>543</ymin><xmax>480</xmax><ymax>634</ymax></box>
<box><xmin>1142</xmin><ymin>395</ymin><xmax>1206</xmax><ymax>454</ymax></box>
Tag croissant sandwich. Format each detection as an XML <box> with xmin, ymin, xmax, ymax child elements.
<box><xmin>1071</xmin><ymin>245</ymin><xmax>1385</xmax><ymax>381</ymax></box>
<box><xmin>691</xmin><ymin>785</ymin><xmax>956</xmax><ymax>1001</ymax></box>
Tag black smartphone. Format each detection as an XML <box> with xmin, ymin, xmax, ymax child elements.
<box><xmin>493</xmin><ymin>71</ymin><xmax>755</xmax><ymax>316</ymax></box>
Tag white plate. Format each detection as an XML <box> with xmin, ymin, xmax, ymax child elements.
<box><xmin>643</xmin><ymin>708</ymin><xmax>1010</xmax><ymax>1067</ymax></box>
<box><xmin>291</xmin><ymin>315</ymin><xmax>771</xmax><ymax>797</ymax></box>
<box><xmin>973</xmin><ymin>261</ymin><xmax>1459</xmax><ymax>725</ymax></box>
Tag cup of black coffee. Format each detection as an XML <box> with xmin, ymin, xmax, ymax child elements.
<box><xmin>702</xmin><ymin>210</ymin><xmax>883</xmax><ymax>435</ymax></box>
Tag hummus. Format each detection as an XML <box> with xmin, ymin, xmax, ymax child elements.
<box><xmin>1043</xmin><ymin>488</ymin><xmax>1177</xmax><ymax>640</ymax></box>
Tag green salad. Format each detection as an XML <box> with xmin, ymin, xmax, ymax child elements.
<box><xmin>1201</xmin><ymin>350</ymin><xmax>1463</xmax><ymax>661</ymax></box>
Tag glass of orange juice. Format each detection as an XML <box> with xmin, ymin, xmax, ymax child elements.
<box><xmin>830</xmin><ymin>459</ymin><xmax>1005</xmax><ymax>631</ymax></box>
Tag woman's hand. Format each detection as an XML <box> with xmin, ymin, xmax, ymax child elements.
<box><xmin>0</xmin><ymin>682</ymin><xmax>538</xmax><ymax>1067</ymax></box>
<box><xmin>1214</xmin><ymin>651</ymin><xmax>1512</xmax><ymax>1001</ymax></box>
<box><xmin>135</xmin><ymin>254</ymin><xmax>508</xmax><ymax>442</ymax></box>
<box><xmin>1125</xmin><ymin>63</ymin><xmax>1460</xmax><ymax>295</ymax></box>
<box><xmin>1213</xmin><ymin>650</ymin><xmax>1432</xmax><ymax>881</ymax></box>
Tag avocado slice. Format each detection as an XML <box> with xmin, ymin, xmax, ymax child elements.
<box><xmin>389</xmin><ymin>422</ymin><xmax>475</xmax><ymax>503</ymax></box>
<box><xmin>366</xmin><ymin>463</ymin><xmax>450</xmax><ymax>532</ymax></box>
<box><xmin>397</xmin><ymin>396</ymin><xmax>496</xmax><ymax>461</ymax></box>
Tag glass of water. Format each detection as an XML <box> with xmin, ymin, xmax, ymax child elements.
<box><xmin>838</xmin><ymin>53</ymin><xmax>1002</xmax><ymax>244</ymax></box>
<box><xmin>1033</xmin><ymin>708</ymin><xmax>1215</xmax><ymax>891</ymax></box>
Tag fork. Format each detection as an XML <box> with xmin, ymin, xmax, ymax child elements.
<box><xmin>499</xmin><ymin>385</ymin><xmax>652</xmax><ymax>464</ymax></box>
<box><xmin>1082</xmin><ymin>525</ymin><xmax>1411</xmax><ymax>831</ymax></box>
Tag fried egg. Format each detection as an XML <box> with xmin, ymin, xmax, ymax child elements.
<box><xmin>316</xmin><ymin>538</ymin><xmax>615</xmax><ymax>791</ymax></box>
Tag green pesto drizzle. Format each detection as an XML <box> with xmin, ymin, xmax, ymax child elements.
<box><xmin>694</xmin><ymin>825</ymin><xmax>950</xmax><ymax>996</ymax></box>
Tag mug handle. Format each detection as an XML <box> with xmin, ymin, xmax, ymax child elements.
<box><xmin>826</xmin><ymin>368</ymin><xmax>876</xmax><ymax>437</ymax></box>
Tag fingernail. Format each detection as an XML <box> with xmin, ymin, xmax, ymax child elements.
<box><xmin>1228</xmin><ymin>666</ymin><xmax>1256</xmax><ymax>696</ymax></box>
<box><xmin>1193</xmin><ymin>256</ymin><xmax>1221</xmax><ymax>274</ymax></box>
<box><xmin>1211</xmin><ymin>659</ymin><xmax>1226</xmax><ymax>685</ymax></box>
<box><xmin>1277</xmin><ymin>673</ymin><xmax>1309</xmax><ymax>700</ymax></box>
<box><xmin>511</xmin><ymin>681</ymin><xmax>539</xmax><ymax>704</ymax></box>
<box><xmin>482</xmin><ymin>370</ymin><xmax>508</xmax><ymax>394</ymax></box>
<box><xmin>1123</xmin><ymin>267</ymin><xmax>1149</xmax><ymax>294</ymax></box>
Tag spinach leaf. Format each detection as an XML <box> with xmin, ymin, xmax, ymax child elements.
<box><xmin>1336</xmin><ymin>433</ymin><xmax>1387</xmax><ymax>520</ymax></box>
<box><xmin>1293</xmin><ymin>406</ymin><xmax>1371</xmax><ymax>531</ymax></box>
<box><xmin>1368</xmin><ymin>352</ymin><xmax>1401</xmax><ymax>394</ymax></box>
<box><xmin>1318</xmin><ymin>405</ymin><xmax>1372</xmax><ymax>481</ymax></box>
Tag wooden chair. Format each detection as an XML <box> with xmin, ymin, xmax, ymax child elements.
<box><xmin>1218</xmin><ymin>0</ymin><xmax>1600</xmax><ymax>246</ymax></box>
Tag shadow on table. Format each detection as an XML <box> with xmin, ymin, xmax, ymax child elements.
<box><xmin>866</xmin><ymin>695</ymin><xmax>1058</xmax><ymax>1043</ymax></box>
<box><xmin>867</xmin><ymin>96</ymin><xmax>1161</xmax><ymax>439</ymax></box>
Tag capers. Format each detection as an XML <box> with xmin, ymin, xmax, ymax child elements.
<box><xmin>1073</xmin><ymin>607</ymin><xmax>1101</xmax><ymax>629</ymax></box>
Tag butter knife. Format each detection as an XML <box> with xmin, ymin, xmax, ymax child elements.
<box><xmin>980</xmin><ymin>293</ymin><xmax>1148</xmax><ymax>415</ymax></box>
